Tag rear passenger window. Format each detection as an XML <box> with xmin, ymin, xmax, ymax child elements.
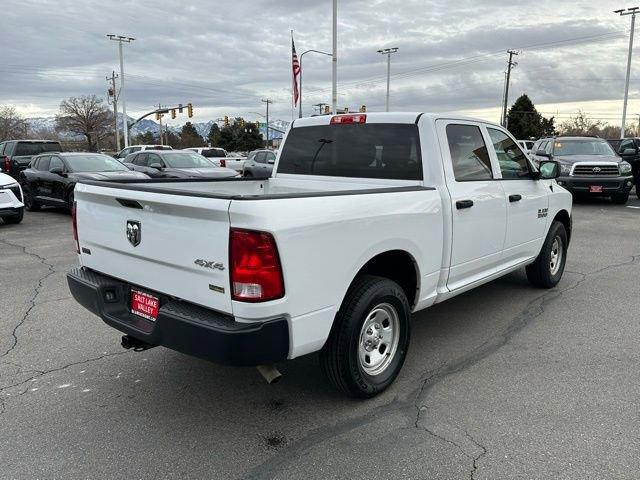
<box><xmin>487</xmin><ymin>128</ymin><xmax>532</xmax><ymax>179</ymax></box>
<box><xmin>133</xmin><ymin>153</ymin><xmax>148</xmax><ymax>166</ymax></box>
<box><xmin>37</xmin><ymin>156</ymin><xmax>51</xmax><ymax>171</ymax></box>
<box><xmin>49</xmin><ymin>156</ymin><xmax>64</xmax><ymax>172</ymax></box>
<box><xmin>445</xmin><ymin>124</ymin><xmax>493</xmax><ymax>181</ymax></box>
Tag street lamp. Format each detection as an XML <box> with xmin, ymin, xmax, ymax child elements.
<box><xmin>614</xmin><ymin>7</ymin><xmax>639</xmax><ymax>139</ymax></box>
<box><xmin>299</xmin><ymin>49</ymin><xmax>332</xmax><ymax>118</ymax></box>
<box><xmin>377</xmin><ymin>48</ymin><xmax>399</xmax><ymax>112</ymax></box>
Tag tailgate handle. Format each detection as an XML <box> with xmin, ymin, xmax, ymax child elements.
<box><xmin>456</xmin><ymin>199</ymin><xmax>474</xmax><ymax>209</ymax></box>
<box><xmin>509</xmin><ymin>194</ymin><xmax>522</xmax><ymax>202</ymax></box>
<box><xmin>116</xmin><ymin>198</ymin><xmax>143</xmax><ymax>209</ymax></box>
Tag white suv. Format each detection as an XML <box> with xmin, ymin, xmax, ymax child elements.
<box><xmin>115</xmin><ymin>145</ymin><xmax>173</xmax><ymax>160</ymax></box>
<box><xmin>0</xmin><ymin>172</ymin><xmax>24</xmax><ymax>224</ymax></box>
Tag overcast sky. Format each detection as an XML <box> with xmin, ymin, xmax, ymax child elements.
<box><xmin>2</xmin><ymin>0</ymin><xmax>638</xmax><ymax>127</ymax></box>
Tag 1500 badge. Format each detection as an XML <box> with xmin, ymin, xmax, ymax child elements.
<box><xmin>194</xmin><ymin>259</ymin><xmax>225</xmax><ymax>271</ymax></box>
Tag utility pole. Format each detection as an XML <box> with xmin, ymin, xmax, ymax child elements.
<box><xmin>377</xmin><ymin>48</ymin><xmax>399</xmax><ymax>112</ymax></box>
<box><xmin>262</xmin><ymin>99</ymin><xmax>272</xmax><ymax>147</ymax></box>
<box><xmin>615</xmin><ymin>7</ymin><xmax>639</xmax><ymax>139</ymax></box>
<box><xmin>501</xmin><ymin>49</ymin><xmax>519</xmax><ymax>128</ymax></box>
<box><xmin>107</xmin><ymin>34</ymin><xmax>135</xmax><ymax>147</ymax></box>
<box><xmin>157</xmin><ymin>104</ymin><xmax>164</xmax><ymax>145</ymax></box>
<box><xmin>106</xmin><ymin>71</ymin><xmax>120</xmax><ymax>151</ymax></box>
<box><xmin>313</xmin><ymin>102</ymin><xmax>329</xmax><ymax>114</ymax></box>
<box><xmin>332</xmin><ymin>0</ymin><xmax>337</xmax><ymax>114</ymax></box>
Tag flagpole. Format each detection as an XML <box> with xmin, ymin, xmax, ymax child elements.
<box><xmin>291</xmin><ymin>30</ymin><xmax>295</xmax><ymax>122</ymax></box>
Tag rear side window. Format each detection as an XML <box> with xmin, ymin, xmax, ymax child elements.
<box><xmin>36</xmin><ymin>156</ymin><xmax>51</xmax><ymax>171</ymax></box>
<box><xmin>445</xmin><ymin>124</ymin><xmax>493</xmax><ymax>181</ymax></box>
<box><xmin>278</xmin><ymin>123</ymin><xmax>422</xmax><ymax>180</ymax></box>
<box><xmin>133</xmin><ymin>153</ymin><xmax>148</xmax><ymax>166</ymax></box>
<box><xmin>49</xmin><ymin>156</ymin><xmax>64</xmax><ymax>172</ymax></box>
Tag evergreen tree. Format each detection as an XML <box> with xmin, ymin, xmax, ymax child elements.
<box><xmin>506</xmin><ymin>94</ymin><xmax>555</xmax><ymax>139</ymax></box>
<box><xmin>179</xmin><ymin>122</ymin><xmax>205</xmax><ymax>148</ymax></box>
<box><xmin>132</xmin><ymin>131</ymin><xmax>156</xmax><ymax>145</ymax></box>
<box><xmin>208</xmin><ymin>123</ymin><xmax>221</xmax><ymax>147</ymax></box>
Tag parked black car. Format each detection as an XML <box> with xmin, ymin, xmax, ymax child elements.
<box><xmin>19</xmin><ymin>152</ymin><xmax>148</xmax><ymax>211</ymax></box>
<box><xmin>0</xmin><ymin>140</ymin><xmax>62</xmax><ymax>178</ymax></box>
<box><xmin>607</xmin><ymin>138</ymin><xmax>640</xmax><ymax>199</ymax></box>
<box><xmin>122</xmin><ymin>150</ymin><xmax>238</xmax><ymax>179</ymax></box>
<box><xmin>242</xmin><ymin>149</ymin><xmax>276</xmax><ymax>178</ymax></box>
<box><xmin>531</xmin><ymin>136</ymin><xmax>634</xmax><ymax>204</ymax></box>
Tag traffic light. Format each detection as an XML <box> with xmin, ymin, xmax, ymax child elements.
<box><xmin>178</xmin><ymin>103</ymin><xmax>183</xmax><ymax>113</ymax></box>
<box><xmin>171</xmin><ymin>109</ymin><xmax>176</xmax><ymax>119</ymax></box>
<box><xmin>224</xmin><ymin>115</ymin><xmax>229</xmax><ymax>127</ymax></box>
<box><xmin>239</xmin><ymin>118</ymin><xmax>245</xmax><ymax>127</ymax></box>
<box><xmin>359</xmin><ymin>105</ymin><xmax>367</xmax><ymax>113</ymax></box>
<box><xmin>155</xmin><ymin>111</ymin><xmax>160</xmax><ymax>121</ymax></box>
<box><xmin>187</xmin><ymin>103</ymin><xmax>193</xmax><ymax>118</ymax></box>
<box><xmin>255</xmin><ymin>121</ymin><xmax>260</xmax><ymax>129</ymax></box>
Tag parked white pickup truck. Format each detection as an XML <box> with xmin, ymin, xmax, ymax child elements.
<box><xmin>67</xmin><ymin>112</ymin><xmax>572</xmax><ymax>398</ymax></box>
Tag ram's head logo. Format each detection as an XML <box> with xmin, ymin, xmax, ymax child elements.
<box><xmin>126</xmin><ymin>220</ymin><xmax>141</xmax><ymax>247</ymax></box>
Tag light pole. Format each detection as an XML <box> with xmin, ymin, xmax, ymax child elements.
<box><xmin>262</xmin><ymin>99</ymin><xmax>272</xmax><ymax>147</ymax></box>
<box><xmin>107</xmin><ymin>34</ymin><xmax>135</xmax><ymax>147</ymax></box>
<box><xmin>298</xmin><ymin>49</ymin><xmax>332</xmax><ymax>118</ymax></box>
<box><xmin>614</xmin><ymin>7</ymin><xmax>639</xmax><ymax>139</ymax></box>
<box><xmin>377</xmin><ymin>48</ymin><xmax>399</xmax><ymax>112</ymax></box>
<box><xmin>332</xmin><ymin>0</ymin><xmax>337</xmax><ymax>114</ymax></box>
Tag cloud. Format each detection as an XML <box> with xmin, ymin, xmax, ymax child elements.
<box><xmin>0</xmin><ymin>0</ymin><xmax>634</xmax><ymax>124</ymax></box>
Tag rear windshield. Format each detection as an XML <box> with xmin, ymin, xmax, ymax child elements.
<box><xmin>15</xmin><ymin>142</ymin><xmax>61</xmax><ymax>156</ymax></box>
<box><xmin>278</xmin><ymin>123</ymin><xmax>422</xmax><ymax>180</ymax></box>
<box><xmin>202</xmin><ymin>148</ymin><xmax>226</xmax><ymax>158</ymax></box>
<box><xmin>65</xmin><ymin>154</ymin><xmax>129</xmax><ymax>172</ymax></box>
<box><xmin>162</xmin><ymin>152</ymin><xmax>215</xmax><ymax>168</ymax></box>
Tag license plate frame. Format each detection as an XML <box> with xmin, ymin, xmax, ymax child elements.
<box><xmin>589</xmin><ymin>185</ymin><xmax>603</xmax><ymax>193</ymax></box>
<box><xmin>130</xmin><ymin>288</ymin><xmax>160</xmax><ymax>321</ymax></box>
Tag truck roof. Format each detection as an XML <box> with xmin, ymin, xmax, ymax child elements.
<box><xmin>293</xmin><ymin>112</ymin><xmax>494</xmax><ymax>128</ymax></box>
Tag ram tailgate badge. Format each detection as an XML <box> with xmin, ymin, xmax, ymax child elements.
<box><xmin>126</xmin><ymin>220</ymin><xmax>141</xmax><ymax>247</ymax></box>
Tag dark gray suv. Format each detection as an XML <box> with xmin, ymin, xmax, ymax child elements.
<box><xmin>243</xmin><ymin>149</ymin><xmax>276</xmax><ymax>179</ymax></box>
<box><xmin>0</xmin><ymin>140</ymin><xmax>62</xmax><ymax>178</ymax></box>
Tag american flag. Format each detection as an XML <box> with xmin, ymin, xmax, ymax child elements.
<box><xmin>292</xmin><ymin>35</ymin><xmax>301</xmax><ymax>107</ymax></box>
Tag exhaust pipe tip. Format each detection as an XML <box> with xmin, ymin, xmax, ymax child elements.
<box><xmin>256</xmin><ymin>364</ymin><xmax>282</xmax><ymax>384</ymax></box>
<box><xmin>121</xmin><ymin>335</ymin><xmax>156</xmax><ymax>352</ymax></box>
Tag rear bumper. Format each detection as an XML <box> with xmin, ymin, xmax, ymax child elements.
<box><xmin>557</xmin><ymin>175</ymin><xmax>634</xmax><ymax>194</ymax></box>
<box><xmin>67</xmin><ymin>267</ymin><xmax>289</xmax><ymax>366</ymax></box>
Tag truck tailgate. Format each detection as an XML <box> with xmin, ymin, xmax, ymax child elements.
<box><xmin>74</xmin><ymin>183</ymin><xmax>233</xmax><ymax>314</ymax></box>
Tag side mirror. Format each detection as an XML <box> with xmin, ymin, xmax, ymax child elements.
<box><xmin>50</xmin><ymin>167</ymin><xmax>64</xmax><ymax>176</ymax></box>
<box><xmin>621</xmin><ymin>148</ymin><xmax>636</xmax><ymax>155</ymax></box>
<box><xmin>268</xmin><ymin>159</ymin><xmax>275</xmax><ymax>164</ymax></box>
<box><xmin>149</xmin><ymin>163</ymin><xmax>162</xmax><ymax>169</ymax></box>
<box><xmin>539</xmin><ymin>160</ymin><xmax>559</xmax><ymax>180</ymax></box>
<box><xmin>535</xmin><ymin>149</ymin><xmax>551</xmax><ymax>158</ymax></box>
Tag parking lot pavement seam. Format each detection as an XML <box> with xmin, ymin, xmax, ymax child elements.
<box><xmin>0</xmin><ymin>237</ymin><xmax>56</xmax><ymax>360</ymax></box>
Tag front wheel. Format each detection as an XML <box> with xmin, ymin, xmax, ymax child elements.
<box><xmin>320</xmin><ymin>275</ymin><xmax>410</xmax><ymax>398</ymax></box>
<box><xmin>611</xmin><ymin>192</ymin><xmax>629</xmax><ymax>205</ymax></box>
<box><xmin>23</xmin><ymin>187</ymin><xmax>40</xmax><ymax>211</ymax></box>
<box><xmin>526</xmin><ymin>221</ymin><xmax>568</xmax><ymax>288</ymax></box>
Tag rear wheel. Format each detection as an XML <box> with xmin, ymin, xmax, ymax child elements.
<box><xmin>243</xmin><ymin>171</ymin><xmax>253</xmax><ymax>178</ymax></box>
<box><xmin>23</xmin><ymin>187</ymin><xmax>40</xmax><ymax>211</ymax></box>
<box><xmin>3</xmin><ymin>207</ymin><xmax>24</xmax><ymax>224</ymax></box>
<box><xmin>611</xmin><ymin>192</ymin><xmax>629</xmax><ymax>205</ymax></box>
<box><xmin>320</xmin><ymin>275</ymin><xmax>410</xmax><ymax>398</ymax></box>
<box><xmin>526</xmin><ymin>221</ymin><xmax>568</xmax><ymax>288</ymax></box>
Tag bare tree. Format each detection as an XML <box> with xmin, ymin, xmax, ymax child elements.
<box><xmin>56</xmin><ymin>95</ymin><xmax>113</xmax><ymax>151</ymax></box>
<box><xmin>559</xmin><ymin>110</ymin><xmax>605</xmax><ymax>136</ymax></box>
<box><xmin>0</xmin><ymin>106</ymin><xmax>28</xmax><ymax>141</ymax></box>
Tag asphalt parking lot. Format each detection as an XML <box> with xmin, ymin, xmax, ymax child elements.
<box><xmin>1</xmin><ymin>194</ymin><xmax>639</xmax><ymax>480</ymax></box>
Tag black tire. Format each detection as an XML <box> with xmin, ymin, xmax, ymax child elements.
<box><xmin>23</xmin><ymin>187</ymin><xmax>40</xmax><ymax>211</ymax></box>
<box><xmin>244</xmin><ymin>171</ymin><xmax>253</xmax><ymax>178</ymax></box>
<box><xmin>611</xmin><ymin>192</ymin><xmax>629</xmax><ymax>205</ymax></box>
<box><xmin>526</xmin><ymin>221</ymin><xmax>568</xmax><ymax>289</ymax></box>
<box><xmin>3</xmin><ymin>207</ymin><xmax>24</xmax><ymax>224</ymax></box>
<box><xmin>320</xmin><ymin>275</ymin><xmax>411</xmax><ymax>398</ymax></box>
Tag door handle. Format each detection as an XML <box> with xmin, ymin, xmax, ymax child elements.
<box><xmin>456</xmin><ymin>199</ymin><xmax>474</xmax><ymax>209</ymax></box>
<box><xmin>509</xmin><ymin>194</ymin><xmax>522</xmax><ymax>202</ymax></box>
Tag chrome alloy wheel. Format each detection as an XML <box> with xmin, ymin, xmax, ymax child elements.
<box><xmin>549</xmin><ymin>236</ymin><xmax>563</xmax><ymax>276</ymax></box>
<box><xmin>358</xmin><ymin>303</ymin><xmax>400</xmax><ymax>376</ymax></box>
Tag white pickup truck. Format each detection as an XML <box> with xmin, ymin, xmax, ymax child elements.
<box><xmin>67</xmin><ymin>112</ymin><xmax>572</xmax><ymax>398</ymax></box>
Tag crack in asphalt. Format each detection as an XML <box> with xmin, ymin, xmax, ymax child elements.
<box><xmin>243</xmin><ymin>252</ymin><xmax>640</xmax><ymax>480</ymax></box>
<box><xmin>0</xmin><ymin>238</ymin><xmax>56</xmax><ymax>360</ymax></box>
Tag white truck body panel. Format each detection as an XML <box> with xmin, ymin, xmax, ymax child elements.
<box><xmin>71</xmin><ymin>112</ymin><xmax>572</xmax><ymax>361</ymax></box>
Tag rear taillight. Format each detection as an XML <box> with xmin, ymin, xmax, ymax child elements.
<box><xmin>330</xmin><ymin>114</ymin><xmax>367</xmax><ymax>124</ymax></box>
<box><xmin>229</xmin><ymin>229</ymin><xmax>284</xmax><ymax>302</ymax></box>
<box><xmin>71</xmin><ymin>201</ymin><xmax>79</xmax><ymax>254</ymax></box>
<box><xmin>219</xmin><ymin>159</ymin><xmax>226</xmax><ymax>167</ymax></box>
<box><xmin>3</xmin><ymin>156</ymin><xmax>11</xmax><ymax>174</ymax></box>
